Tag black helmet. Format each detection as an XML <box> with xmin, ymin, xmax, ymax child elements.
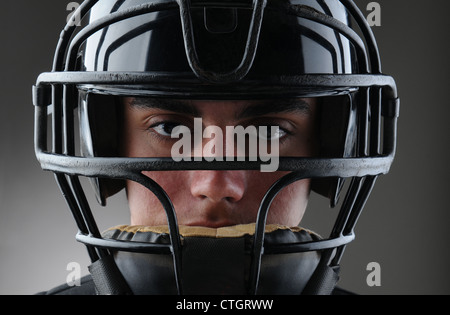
<box><xmin>33</xmin><ymin>0</ymin><xmax>399</xmax><ymax>295</ymax></box>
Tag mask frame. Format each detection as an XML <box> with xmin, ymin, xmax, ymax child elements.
<box><xmin>32</xmin><ymin>0</ymin><xmax>399</xmax><ymax>295</ymax></box>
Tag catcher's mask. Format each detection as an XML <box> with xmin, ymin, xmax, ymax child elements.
<box><xmin>33</xmin><ymin>0</ymin><xmax>399</xmax><ymax>295</ymax></box>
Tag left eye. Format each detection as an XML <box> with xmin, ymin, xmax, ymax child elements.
<box><xmin>258</xmin><ymin>126</ymin><xmax>287</xmax><ymax>140</ymax></box>
<box><xmin>151</xmin><ymin>122</ymin><xmax>183</xmax><ymax>137</ymax></box>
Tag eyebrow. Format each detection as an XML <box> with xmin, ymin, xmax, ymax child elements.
<box><xmin>128</xmin><ymin>98</ymin><xmax>312</xmax><ymax>118</ymax></box>
<box><xmin>237</xmin><ymin>99</ymin><xmax>312</xmax><ymax>119</ymax></box>
<box><xmin>129</xmin><ymin>98</ymin><xmax>200</xmax><ymax>116</ymax></box>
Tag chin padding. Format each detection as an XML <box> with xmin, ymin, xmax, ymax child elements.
<box><xmin>102</xmin><ymin>224</ymin><xmax>323</xmax><ymax>295</ymax></box>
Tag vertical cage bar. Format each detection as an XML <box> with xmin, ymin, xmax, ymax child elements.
<box><xmin>249</xmin><ymin>171</ymin><xmax>304</xmax><ymax>294</ymax></box>
<box><xmin>329</xmin><ymin>177</ymin><xmax>363</xmax><ymax>239</ymax></box>
<box><xmin>54</xmin><ymin>173</ymin><xmax>100</xmax><ymax>262</ymax></box>
<box><xmin>342</xmin><ymin>176</ymin><xmax>377</xmax><ymax>236</ymax></box>
<box><xmin>370</xmin><ymin>87</ymin><xmax>382</xmax><ymax>155</ymax></box>
<box><xmin>131</xmin><ymin>173</ymin><xmax>184</xmax><ymax>295</ymax></box>
<box><xmin>357</xmin><ymin>88</ymin><xmax>370</xmax><ymax>157</ymax></box>
<box><xmin>340</xmin><ymin>0</ymin><xmax>381</xmax><ymax>73</ymax></box>
<box><xmin>52</xmin><ymin>86</ymin><xmax>63</xmax><ymax>154</ymax></box>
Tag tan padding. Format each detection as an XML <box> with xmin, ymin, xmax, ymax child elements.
<box><xmin>107</xmin><ymin>223</ymin><xmax>312</xmax><ymax>239</ymax></box>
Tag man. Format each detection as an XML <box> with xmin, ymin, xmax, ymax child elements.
<box><xmin>33</xmin><ymin>0</ymin><xmax>399</xmax><ymax>295</ymax></box>
<box><xmin>122</xmin><ymin>97</ymin><xmax>318</xmax><ymax>228</ymax></box>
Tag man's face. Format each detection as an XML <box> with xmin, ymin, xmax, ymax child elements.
<box><xmin>121</xmin><ymin>97</ymin><xmax>319</xmax><ymax>228</ymax></box>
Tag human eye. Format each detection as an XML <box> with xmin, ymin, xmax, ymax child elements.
<box><xmin>149</xmin><ymin>121</ymin><xmax>185</xmax><ymax>137</ymax></box>
<box><xmin>246</xmin><ymin>118</ymin><xmax>292</xmax><ymax>142</ymax></box>
<box><xmin>257</xmin><ymin>126</ymin><xmax>288</xmax><ymax>141</ymax></box>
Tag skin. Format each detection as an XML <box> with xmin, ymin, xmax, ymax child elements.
<box><xmin>121</xmin><ymin>97</ymin><xmax>319</xmax><ymax>228</ymax></box>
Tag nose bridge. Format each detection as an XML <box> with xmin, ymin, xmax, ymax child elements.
<box><xmin>195</xmin><ymin>119</ymin><xmax>246</xmax><ymax>160</ymax></box>
<box><xmin>201</xmin><ymin>124</ymin><xmax>228</xmax><ymax>159</ymax></box>
<box><xmin>190</xmin><ymin>170</ymin><xmax>247</xmax><ymax>203</ymax></box>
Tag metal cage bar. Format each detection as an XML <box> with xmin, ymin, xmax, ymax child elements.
<box><xmin>177</xmin><ymin>0</ymin><xmax>267</xmax><ymax>83</ymax></box>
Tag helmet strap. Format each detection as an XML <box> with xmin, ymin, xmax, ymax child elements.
<box><xmin>302</xmin><ymin>260</ymin><xmax>341</xmax><ymax>295</ymax></box>
<box><xmin>88</xmin><ymin>255</ymin><xmax>133</xmax><ymax>295</ymax></box>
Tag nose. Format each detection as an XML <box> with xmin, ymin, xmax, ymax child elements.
<box><xmin>190</xmin><ymin>170</ymin><xmax>247</xmax><ymax>203</ymax></box>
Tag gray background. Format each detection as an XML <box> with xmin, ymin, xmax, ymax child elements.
<box><xmin>1</xmin><ymin>1</ymin><xmax>449</xmax><ymax>295</ymax></box>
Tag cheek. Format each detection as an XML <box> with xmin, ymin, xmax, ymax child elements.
<box><xmin>127</xmin><ymin>170</ymin><xmax>311</xmax><ymax>227</ymax></box>
<box><xmin>245</xmin><ymin>172</ymin><xmax>311</xmax><ymax>226</ymax></box>
<box><xmin>127</xmin><ymin>171</ymin><xmax>191</xmax><ymax>226</ymax></box>
<box><xmin>266</xmin><ymin>179</ymin><xmax>311</xmax><ymax>226</ymax></box>
<box><xmin>126</xmin><ymin>180</ymin><xmax>165</xmax><ymax>226</ymax></box>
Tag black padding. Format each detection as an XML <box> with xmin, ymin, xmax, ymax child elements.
<box><xmin>182</xmin><ymin>237</ymin><xmax>246</xmax><ymax>295</ymax></box>
<box><xmin>105</xmin><ymin>225</ymin><xmax>322</xmax><ymax>295</ymax></box>
<box><xmin>88</xmin><ymin>255</ymin><xmax>133</xmax><ymax>295</ymax></box>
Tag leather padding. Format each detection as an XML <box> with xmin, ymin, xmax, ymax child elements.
<box><xmin>104</xmin><ymin>223</ymin><xmax>313</xmax><ymax>240</ymax></box>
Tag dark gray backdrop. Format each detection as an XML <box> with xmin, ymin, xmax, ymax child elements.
<box><xmin>1</xmin><ymin>1</ymin><xmax>449</xmax><ymax>295</ymax></box>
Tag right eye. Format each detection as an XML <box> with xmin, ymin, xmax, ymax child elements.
<box><xmin>150</xmin><ymin>122</ymin><xmax>184</xmax><ymax>137</ymax></box>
